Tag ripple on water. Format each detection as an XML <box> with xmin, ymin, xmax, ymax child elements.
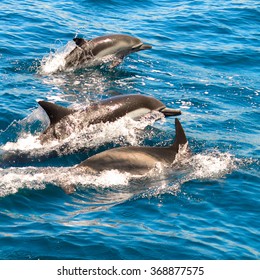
<box><xmin>0</xmin><ymin>0</ymin><xmax>259</xmax><ymax>260</ymax></box>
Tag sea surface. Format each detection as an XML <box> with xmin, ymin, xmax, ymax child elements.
<box><xmin>0</xmin><ymin>0</ymin><xmax>259</xmax><ymax>260</ymax></box>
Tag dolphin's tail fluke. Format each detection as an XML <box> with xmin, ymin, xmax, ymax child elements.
<box><xmin>160</xmin><ymin>107</ymin><xmax>181</xmax><ymax>117</ymax></box>
<box><xmin>171</xmin><ymin>118</ymin><xmax>188</xmax><ymax>153</ymax></box>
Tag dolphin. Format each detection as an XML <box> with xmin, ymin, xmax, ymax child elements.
<box><xmin>64</xmin><ymin>34</ymin><xmax>152</xmax><ymax>69</ymax></box>
<box><xmin>76</xmin><ymin>118</ymin><xmax>188</xmax><ymax>176</ymax></box>
<box><xmin>38</xmin><ymin>94</ymin><xmax>181</xmax><ymax>144</ymax></box>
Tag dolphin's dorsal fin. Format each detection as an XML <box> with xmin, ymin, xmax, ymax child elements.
<box><xmin>38</xmin><ymin>101</ymin><xmax>75</xmax><ymax>125</ymax></box>
<box><xmin>73</xmin><ymin>38</ymin><xmax>87</xmax><ymax>47</ymax></box>
<box><xmin>171</xmin><ymin>118</ymin><xmax>188</xmax><ymax>153</ymax></box>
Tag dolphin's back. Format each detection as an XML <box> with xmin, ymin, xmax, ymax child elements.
<box><xmin>82</xmin><ymin>94</ymin><xmax>166</xmax><ymax>125</ymax></box>
<box><xmin>78</xmin><ymin>146</ymin><xmax>172</xmax><ymax>175</ymax></box>
<box><xmin>65</xmin><ymin>34</ymin><xmax>151</xmax><ymax>69</ymax></box>
<box><xmin>78</xmin><ymin>119</ymin><xmax>188</xmax><ymax>175</ymax></box>
<box><xmin>98</xmin><ymin>94</ymin><xmax>165</xmax><ymax>116</ymax></box>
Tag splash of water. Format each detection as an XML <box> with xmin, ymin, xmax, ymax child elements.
<box><xmin>0</xmin><ymin>111</ymin><xmax>164</xmax><ymax>163</ymax></box>
<box><xmin>39</xmin><ymin>40</ymin><xmax>119</xmax><ymax>75</ymax></box>
<box><xmin>0</xmin><ymin>166</ymin><xmax>132</xmax><ymax>198</ymax></box>
<box><xmin>39</xmin><ymin>41</ymin><xmax>76</xmax><ymax>74</ymax></box>
<box><xmin>0</xmin><ymin>146</ymin><xmax>242</xmax><ymax>199</ymax></box>
<box><xmin>188</xmin><ymin>150</ymin><xmax>239</xmax><ymax>180</ymax></box>
<box><xmin>141</xmin><ymin>149</ymin><xmax>242</xmax><ymax>197</ymax></box>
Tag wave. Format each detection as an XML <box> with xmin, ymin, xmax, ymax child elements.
<box><xmin>141</xmin><ymin>150</ymin><xmax>242</xmax><ymax>198</ymax></box>
<box><xmin>0</xmin><ymin>148</ymin><xmax>242</xmax><ymax>201</ymax></box>
<box><xmin>0</xmin><ymin>109</ymin><xmax>165</xmax><ymax>165</ymax></box>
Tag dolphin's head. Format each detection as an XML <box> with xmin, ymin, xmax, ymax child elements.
<box><xmin>127</xmin><ymin>36</ymin><xmax>152</xmax><ymax>53</ymax></box>
<box><xmin>104</xmin><ymin>35</ymin><xmax>152</xmax><ymax>54</ymax></box>
<box><xmin>125</xmin><ymin>95</ymin><xmax>181</xmax><ymax>117</ymax></box>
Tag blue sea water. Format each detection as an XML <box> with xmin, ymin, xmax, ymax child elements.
<box><xmin>0</xmin><ymin>0</ymin><xmax>259</xmax><ymax>260</ymax></box>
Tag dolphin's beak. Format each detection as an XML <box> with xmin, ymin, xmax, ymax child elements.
<box><xmin>160</xmin><ymin>107</ymin><xmax>182</xmax><ymax>117</ymax></box>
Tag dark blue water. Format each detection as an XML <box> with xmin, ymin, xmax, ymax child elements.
<box><xmin>0</xmin><ymin>0</ymin><xmax>259</xmax><ymax>260</ymax></box>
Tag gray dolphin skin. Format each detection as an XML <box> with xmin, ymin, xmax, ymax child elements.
<box><xmin>77</xmin><ymin>118</ymin><xmax>188</xmax><ymax>176</ymax></box>
<box><xmin>64</xmin><ymin>34</ymin><xmax>152</xmax><ymax>69</ymax></box>
<box><xmin>38</xmin><ymin>94</ymin><xmax>181</xmax><ymax>144</ymax></box>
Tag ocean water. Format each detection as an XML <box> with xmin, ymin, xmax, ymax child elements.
<box><xmin>0</xmin><ymin>0</ymin><xmax>259</xmax><ymax>260</ymax></box>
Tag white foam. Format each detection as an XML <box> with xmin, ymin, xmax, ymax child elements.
<box><xmin>0</xmin><ymin>148</ymin><xmax>242</xmax><ymax>198</ymax></box>
<box><xmin>0</xmin><ymin>110</ymin><xmax>242</xmax><ymax>199</ymax></box>
<box><xmin>0</xmin><ymin>166</ymin><xmax>132</xmax><ymax>197</ymax></box>
<box><xmin>38</xmin><ymin>40</ymin><xmax>119</xmax><ymax>74</ymax></box>
<box><xmin>0</xmin><ymin>167</ymin><xmax>47</xmax><ymax>196</ymax></box>
<box><xmin>140</xmin><ymin>148</ymin><xmax>241</xmax><ymax>197</ymax></box>
<box><xmin>2</xmin><ymin>134</ymin><xmax>42</xmax><ymax>151</ymax></box>
<box><xmin>188</xmin><ymin>151</ymin><xmax>238</xmax><ymax>180</ymax></box>
<box><xmin>39</xmin><ymin>41</ymin><xmax>76</xmax><ymax>74</ymax></box>
<box><xmin>0</xmin><ymin>111</ymin><xmax>164</xmax><ymax>159</ymax></box>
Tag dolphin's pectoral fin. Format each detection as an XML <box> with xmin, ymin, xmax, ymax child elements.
<box><xmin>109</xmin><ymin>58</ymin><xmax>124</xmax><ymax>69</ymax></box>
<box><xmin>73</xmin><ymin>38</ymin><xmax>88</xmax><ymax>47</ymax></box>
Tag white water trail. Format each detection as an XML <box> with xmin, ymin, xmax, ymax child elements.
<box><xmin>142</xmin><ymin>148</ymin><xmax>242</xmax><ymax>197</ymax></box>
<box><xmin>0</xmin><ymin>111</ymin><xmax>164</xmax><ymax>161</ymax></box>
<box><xmin>0</xmin><ymin>146</ymin><xmax>242</xmax><ymax>198</ymax></box>
<box><xmin>0</xmin><ymin>166</ymin><xmax>133</xmax><ymax>197</ymax></box>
